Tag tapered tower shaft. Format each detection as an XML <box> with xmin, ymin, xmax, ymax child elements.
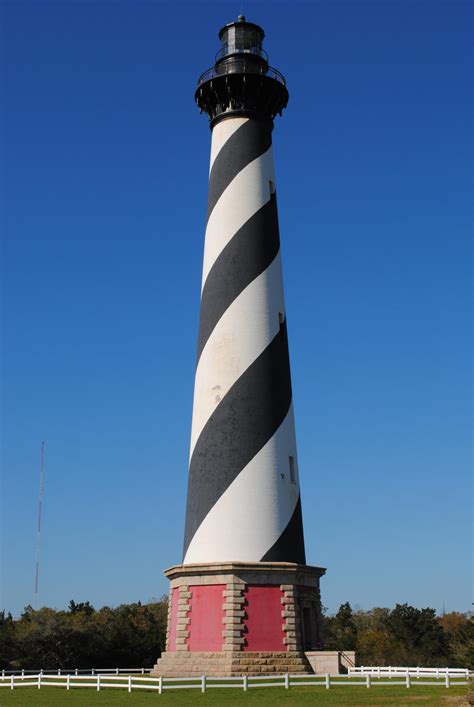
<box><xmin>183</xmin><ymin>18</ymin><xmax>305</xmax><ymax>565</ymax></box>
<box><xmin>152</xmin><ymin>18</ymin><xmax>325</xmax><ymax>677</ymax></box>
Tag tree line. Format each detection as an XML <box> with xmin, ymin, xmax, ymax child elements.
<box><xmin>323</xmin><ymin>602</ymin><xmax>473</xmax><ymax>668</ymax></box>
<box><xmin>0</xmin><ymin>600</ymin><xmax>168</xmax><ymax>670</ymax></box>
<box><xmin>0</xmin><ymin>599</ymin><xmax>472</xmax><ymax>670</ymax></box>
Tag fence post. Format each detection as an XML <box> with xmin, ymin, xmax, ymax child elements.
<box><xmin>445</xmin><ymin>673</ymin><xmax>450</xmax><ymax>688</ymax></box>
<box><xmin>128</xmin><ymin>675</ymin><xmax>132</xmax><ymax>693</ymax></box>
<box><xmin>75</xmin><ymin>668</ymin><xmax>78</xmax><ymax>676</ymax></box>
<box><xmin>201</xmin><ymin>675</ymin><xmax>206</xmax><ymax>693</ymax></box>
<box><xmin>67</xmin><ymin>674</ymin><xmax>70</xmax><ymax>690</ymax></box>
<box><xmin>416</xmin><ymin>666</ymin><xmax>419</xmax><ymax>679</ymax></box>
<box><xmin>325</xmin><ymin>673</ymin><xmax>330</xmax><ymax>689</ymax></box>
<box><xmin>92</xmin><ymin>668</ymin><xmax>95</xmax><ymax>675</ymax></box>
<box><xmin>366</xmin><ymin>674</ymin><xmax>371</xmax><ymax>689</ymax></box>
<box><xmin>141</xmin><ymin>667</ymin><xmax>145</xmax><ymax>674</ymax></box>
<box><xmin>116</xmin><ymin>667</ymin><xmax>119</xmax><ymax>675</ymax></box>
<box><xmin>158</xmin><ymin>676</ymin><xmax>163</xmax><ymax>694</ymax></box>
<box><xmin>38</xmin><ymin>673</ymin><xmax>41</xmax><ymax>690</ymax></box>
<box><xmin>243</xmin><ymin>675</ymin><xmax>248</xmax><ymax>691</ymax></box>
<box><xmin>284</xmin><ymin>673</ymin><xmax>289</xmax><ymax>689</ymax></box>
<box><xmin>10</xmin><ymin>674</ymin><xmax>14</xmax><ymax>690</ymax></box>
<box><xmin>406</xmin><ymin>673</ymin><xmax>411</xmax><ymax>689</ymax></box>
<box><xmin>21</xmin><ymin>669</ymin><xmax>25</xmax><ymax>679</ymax></box>
<box><xmin>1</xmin><ymin>669</ymin><xmax>4</xmax><ymax>678</ymax></box>
<box><xmin>97</xmin><ymin>674</ymin><xmax>100</xmax><ymax>691</ymax></box>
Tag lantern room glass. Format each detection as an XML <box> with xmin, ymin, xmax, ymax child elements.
<box><xmin>218</xmin><ymin>24</ymin><xmax>265</xmax><ymax>61</ymax></box>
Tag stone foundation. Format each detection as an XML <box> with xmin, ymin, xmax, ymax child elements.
<box><xmin>151</xmin><ymin>561</ymin><xmax>326</xmax><ymax>677</ymax></box>
<box><xmin>154</xmin><ymin>650</ymin><xmax>312</xmax><ymax>677</ymax></box>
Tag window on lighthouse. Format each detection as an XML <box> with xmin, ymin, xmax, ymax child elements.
<box><xmin>289</xmin><ymin>456</ymin><xmax>296</xmax><ymax>484</ymax></box>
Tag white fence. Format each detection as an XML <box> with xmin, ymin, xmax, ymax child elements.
<box><xmin>0</xmin><ymin>668</ymin><xmax>151</xmax><ymax>677</ymax></box>
<box><xmin>349</xmin><ymin>666</ymin><xmax>470</xmax><ymax>678</ymax></box>
<box><xmin>0</xmin><ymin>672</ymin><xmax>468</xmax><ymax>693</ymax></box>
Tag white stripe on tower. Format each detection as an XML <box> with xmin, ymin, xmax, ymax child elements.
<box><xmin>201</xmin><ymin>145</ymin><xmax>275</xmax><ymax>289</ymax></box>
<box><xmin>190</xmin><ymin>252</ymin><xmax>285</xmax><ymax>457</ymax></box>
<box><xmin>183</xmin><ymin>116</ymin><xmax>306</xmax><ymax>565</ymax></box>
<box><xmin>185</xmin><ymin>405</ymin><xmax>300</xmax><ymax>563</ymax></box>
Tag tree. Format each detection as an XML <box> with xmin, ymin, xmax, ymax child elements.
<box><xmin>0</xmin><ymin>611</ymin><xmax>16</xmax><ymax>669</ymax></box>
<box><xmin>98</xmin><ymin>600</ymin><xmax>168</xmax><ymax>667</ymax></box>
<box><xmin>386</xmin><ymin>604</ymin><xmax>448</xmax><ymax>666</ymax></box>
<box><xmin>353</xmin><ymin>608</ymin><xmax>396</xmax><ymax>665</ymax></box>
<box><xmin>68</xmin><ymin>601</ymin><xmax>95</xmax><ymax>616</ymax></box>
<box><xmin>440</xmin><ymin>613</ymin><xmax>474</xmax><ymax>669</ymax></box>
<box><xmin>323</xmin><ymin>602</ymin><xmax>358</xmax><ymax>650</ymax></box>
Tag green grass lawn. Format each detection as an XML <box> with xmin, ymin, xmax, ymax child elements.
<box><xmin>0</xmin><ymin>684</ymin><xmax>468</xmax><ymax>706</ymax></box>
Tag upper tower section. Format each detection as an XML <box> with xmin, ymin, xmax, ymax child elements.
<box><xmin>195</xmin><ymin>16</ymin><xmax>289</xmax><ymax>127</ymax></box>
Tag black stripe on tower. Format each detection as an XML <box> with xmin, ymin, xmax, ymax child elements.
<box><xmin>206</xmin><ymin>119</ymin><xmax>272</xmax><ymax>221</ymax></box>
<box><xmin>197</xmin><ymin>193</ymin><xmax>280</xmax><ymax>363</ymax></box>
<box><xmin>261</xmin><ymin>496</ymin><xmax>306</xmax><ymax>564</ymax></box>
<box><xmin>184</xmin><ymin>321</ymin><xmax>298</xmax><ymax>559</ymax></box>
<box><xmin>183</xmin><ymin>115</ymin><xmax>306</xmax><ymax>565</ymax></box>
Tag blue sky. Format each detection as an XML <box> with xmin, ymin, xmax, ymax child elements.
<box><xmin>2</xmin><ymin>0</ymin><xmax>471</xmax><ymax>618</ymax></box>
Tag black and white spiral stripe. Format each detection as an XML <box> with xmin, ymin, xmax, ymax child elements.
<box><xmin>183</xmin><ymin>117</ymin><xmax>306</xmax><ymax>565</ymax></box>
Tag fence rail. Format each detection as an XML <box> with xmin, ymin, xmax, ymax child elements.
<box><xmin>0</xmin><ymin>668</ymin><xmax>151</xmax><ymax>677</ymax></box>
<box><xmin>0</xmin><ymin>672</ymin><xmax>468</xmax><ymax>693</ymax></box>
<box><xmin>349</xmin><ymin>666</ymin><xmax>470</xmax><ymax>678</ymax></box>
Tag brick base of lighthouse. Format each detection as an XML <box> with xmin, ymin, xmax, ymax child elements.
<box><xmin>151</xmin><ymin>562</ymin><xmax>326</xmax><ymax>677</ymax></box>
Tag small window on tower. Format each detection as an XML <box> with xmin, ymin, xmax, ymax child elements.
<box><xmin>289</xmin><ymin>456</ymin><xmax>296</xmax><ymax>484</ymax></box>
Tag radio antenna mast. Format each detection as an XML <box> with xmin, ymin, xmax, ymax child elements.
<box><xmin>34</xmin><ymin>441</ymin><xmax>45</xmax><ymax>609</ymax></box>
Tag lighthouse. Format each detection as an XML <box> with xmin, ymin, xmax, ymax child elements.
<box><xmin>152</xmin><ymin>16</ymin><xmax>326</xmax><ymax>677</ymax></box>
